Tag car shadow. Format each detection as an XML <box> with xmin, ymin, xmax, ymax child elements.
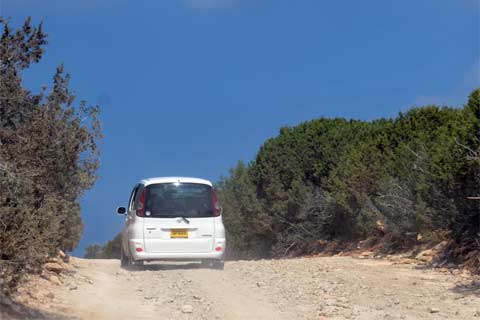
<box><xmin>128</xmin><ymin>262</ymin><xmax>207</xmax><ymax>272</ymax></box>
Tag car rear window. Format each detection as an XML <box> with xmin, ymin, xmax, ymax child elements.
<box><xmin>145</xmin><ymin>183</ymin><xmax>214</xmax><ymax>218</ymax></box>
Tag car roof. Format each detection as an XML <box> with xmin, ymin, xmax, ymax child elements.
<box><xmin>139</xmin><ymin>177</ymin><xmax>213</xmax><ymax>187</ymax></box>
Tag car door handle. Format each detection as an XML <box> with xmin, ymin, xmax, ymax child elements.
<box><xmin>146</xmin><ymin>227</ymin><xmax>157</xmax><ymax>230</ymax></box>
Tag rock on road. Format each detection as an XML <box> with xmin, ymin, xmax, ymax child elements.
<box><xmin>31</xmin><ymin>256</ymin><xmax>480</xmax><ymax>320</ymax></box>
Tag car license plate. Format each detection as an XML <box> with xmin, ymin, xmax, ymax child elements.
<box><xmin>170</xmin><ymin>229</ymin><xmax>188</xmax><ymax>238</ymax></box>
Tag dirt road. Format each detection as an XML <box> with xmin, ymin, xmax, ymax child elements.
<box><xmin>20</xmin><ymin>256</ymin><xmax>480</xmax><ymax>320</ymax></box>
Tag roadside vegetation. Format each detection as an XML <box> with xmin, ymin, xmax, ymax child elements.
<box><xmin>93</xmin><ymin>91</ymin><xmax>479</xmax><ymax>268</ymax></box>
<box><xmin>84</xmin><ymin>234</ymin><xmax>121</xmax><ymax>259</ymax></box>
<box><xmin>218</xmin><ymin>90</ymin><xmax>480</xmax><ymax>264</ymax></box>
<box><xmin>0</xmin><ymin>18</ymin><xmax>101</xmax><ymax>296</ymax></box>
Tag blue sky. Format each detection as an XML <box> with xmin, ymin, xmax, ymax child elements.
<box><xmin>5</xmin><ymin>0</ymin><xmax>479</xmax><ymax>256</ymax></box>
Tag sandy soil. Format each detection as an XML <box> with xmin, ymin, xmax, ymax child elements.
<box><xmin>10</xmin><ymin>256</ymin><xmax>480</xmax><ymax>320</ymax></box>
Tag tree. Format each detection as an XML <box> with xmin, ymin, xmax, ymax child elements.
<box><xmin>83</xmin><ymin>234</ymin><xmax>122</xmax><ymax>259</ymax></box>
<box><xmin>217</xmin><ymin>161</ymin><xmax>272</xmax><ymax>258</ymax></box>
<box><xmin>101</xmin><ymin>233</ymin><xmax>122</xmax><ymax>259</ymax></box>
<box><xmin>218</xmin><ymin>89</ymin><xmax>479</xmax><ymax>260</ymax></box>
<box><xmin>84</xmin><ymin>244</ymin><xmax>104</xmax><ymax>259</ymax></box>
<box><xmin>0</xmin><ymin>17</ymin><xmax>101</xmax><ymax>294</ymax></box>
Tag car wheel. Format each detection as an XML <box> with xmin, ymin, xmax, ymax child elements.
<box><xmin>202</xmin><ymin>260</ymin><xmax>224</xmax><ymax>270</ymax></box>
<box><xmin>120</xmin><ymin>247</ymin><xmax>129</xmax><ymax>268</ymax></box>
<box><xmin>213</xmin><ymin>260</ymin><xmax>225</xmax><ymax>270</ymax></box>
<box><xmin>131</xmin><ymin>259</ymin><xmax>144</xmax><ymax>267</ymax></box>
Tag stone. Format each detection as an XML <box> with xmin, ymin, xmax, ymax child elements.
<box><xmin>432</xmin><ymin>240</ymin><xmax>449</xmax><ymax>251</ymax></box>
<box><xmin>181</xmin><ymin>305</ymin><xmax>193</xmax><ymax>313</ymax></box>
<box><xmin>428</xmin><ymin>307</ymin><xmax>439</xmax><ymax>313</ymax></box>
<box><xmin>361</xmin><ymin>251</ymin><xmax>373</xmax><ymax>257</ymax></box>
<box><xmin>44</xmin><ymin>262</ymin><xmax>64</xmax><ymax>274</ymax></box>
<box><xmin>416</xmin><ymin>249</ymin><xmax>434</xmax><ymax>263</ymax></box>
<box><xmin>49</xmin><ymin>275</ymin><xmax>62</xmax><ymax>286</ymax></box>
<box><xmin>396</xmin><ymin>258</ymin><xmax>416</xmax><ymax>265</ymax></box>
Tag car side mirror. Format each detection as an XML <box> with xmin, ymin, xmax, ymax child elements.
<box><xmin>116</xmin><ymin>206</ymin><xmax>126</xmax><ymax>215</ymax></box>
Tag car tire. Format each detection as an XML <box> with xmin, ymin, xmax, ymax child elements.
<box><xmin>203</xmin><ymin>260</ymin><xmax>224</xmax><ymax>270</ymax></box>
<box><xmin>121</xmin><ymin>246</ymin><xmax>143</xmax><ymax>269</ymax></box>
<box><xmin>213</xmin><ymin>260</ymin><xmax>225</xmax><ymax>270</ymax></box>
<box><xmin>120</xmin><ymin>247</ymin><xmax>129</xmax><ymax>268</ymax></box>
<box><xmin>131</xmin><ymin>259</ymin><xmax>144</xmax><ymax>268</ymax></box>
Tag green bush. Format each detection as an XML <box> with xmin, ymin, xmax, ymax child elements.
<box><xmin>0</xmin><ymin>18</ymin><xmax>101</xmax><ymax>294</ymax></box>
<box><xmin>84</xmin><ymin>234</ymin><xmax>122</xmax><ymax>259</ymax></box>
<box><xmin>219</xmin><ymin>90</ymin><xmax>480</xmax><ymax>258</ymax></box>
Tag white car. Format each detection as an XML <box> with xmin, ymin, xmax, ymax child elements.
<box><xmin>116</xmin><ymin>177</ymin><xmax>226</xmax><ymax>269</ymax></box>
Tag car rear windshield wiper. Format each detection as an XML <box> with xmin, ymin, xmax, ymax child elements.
<box><xmin>179</xmin><ymin>216</ymin><xmax>190</xmax><ymax>224</ymax></box>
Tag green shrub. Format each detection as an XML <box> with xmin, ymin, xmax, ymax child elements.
<box><xmin>0</xmin><ymin>18</ymin><xmax>101</xmax><ymax>294</ymax></box>
<box><xmin>219</xmin><ymin>90</ymin><xmax>480</xmax><ymax>258</ymax></box>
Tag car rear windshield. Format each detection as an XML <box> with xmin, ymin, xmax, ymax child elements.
<box><xmin>145</xmin><ymin>183</ymin><xmax>214</xmax><ymax>218</ymax></box>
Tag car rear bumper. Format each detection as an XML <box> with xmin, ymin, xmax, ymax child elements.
<box><xmin>132</xmin><ymin>251</ymin><xmax>224</xmax><ymax>261</ymax></box>
<box><xmin>129</xmin><ymin>238</ymin><xmax>225</xmax><ymax>261</ymax></box>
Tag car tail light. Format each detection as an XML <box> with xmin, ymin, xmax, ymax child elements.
<box><xmin>212</xmin><ymin>188</ymin><xmax>221</xmax><ymax>217</ymax></box>
<box><xmin>215</xmin><ymin>246</ymin><xmax>222</xmax><ymax>252</ymax></box>
<box><xmin>136</xmin><ymin>189</ymin><xmax>146</xmax><ymax>217</ymax></box>
<box><xmin>135</xmin><ymin>247</ymin><xmax>143</xmax><ymax>252</ymax></box>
